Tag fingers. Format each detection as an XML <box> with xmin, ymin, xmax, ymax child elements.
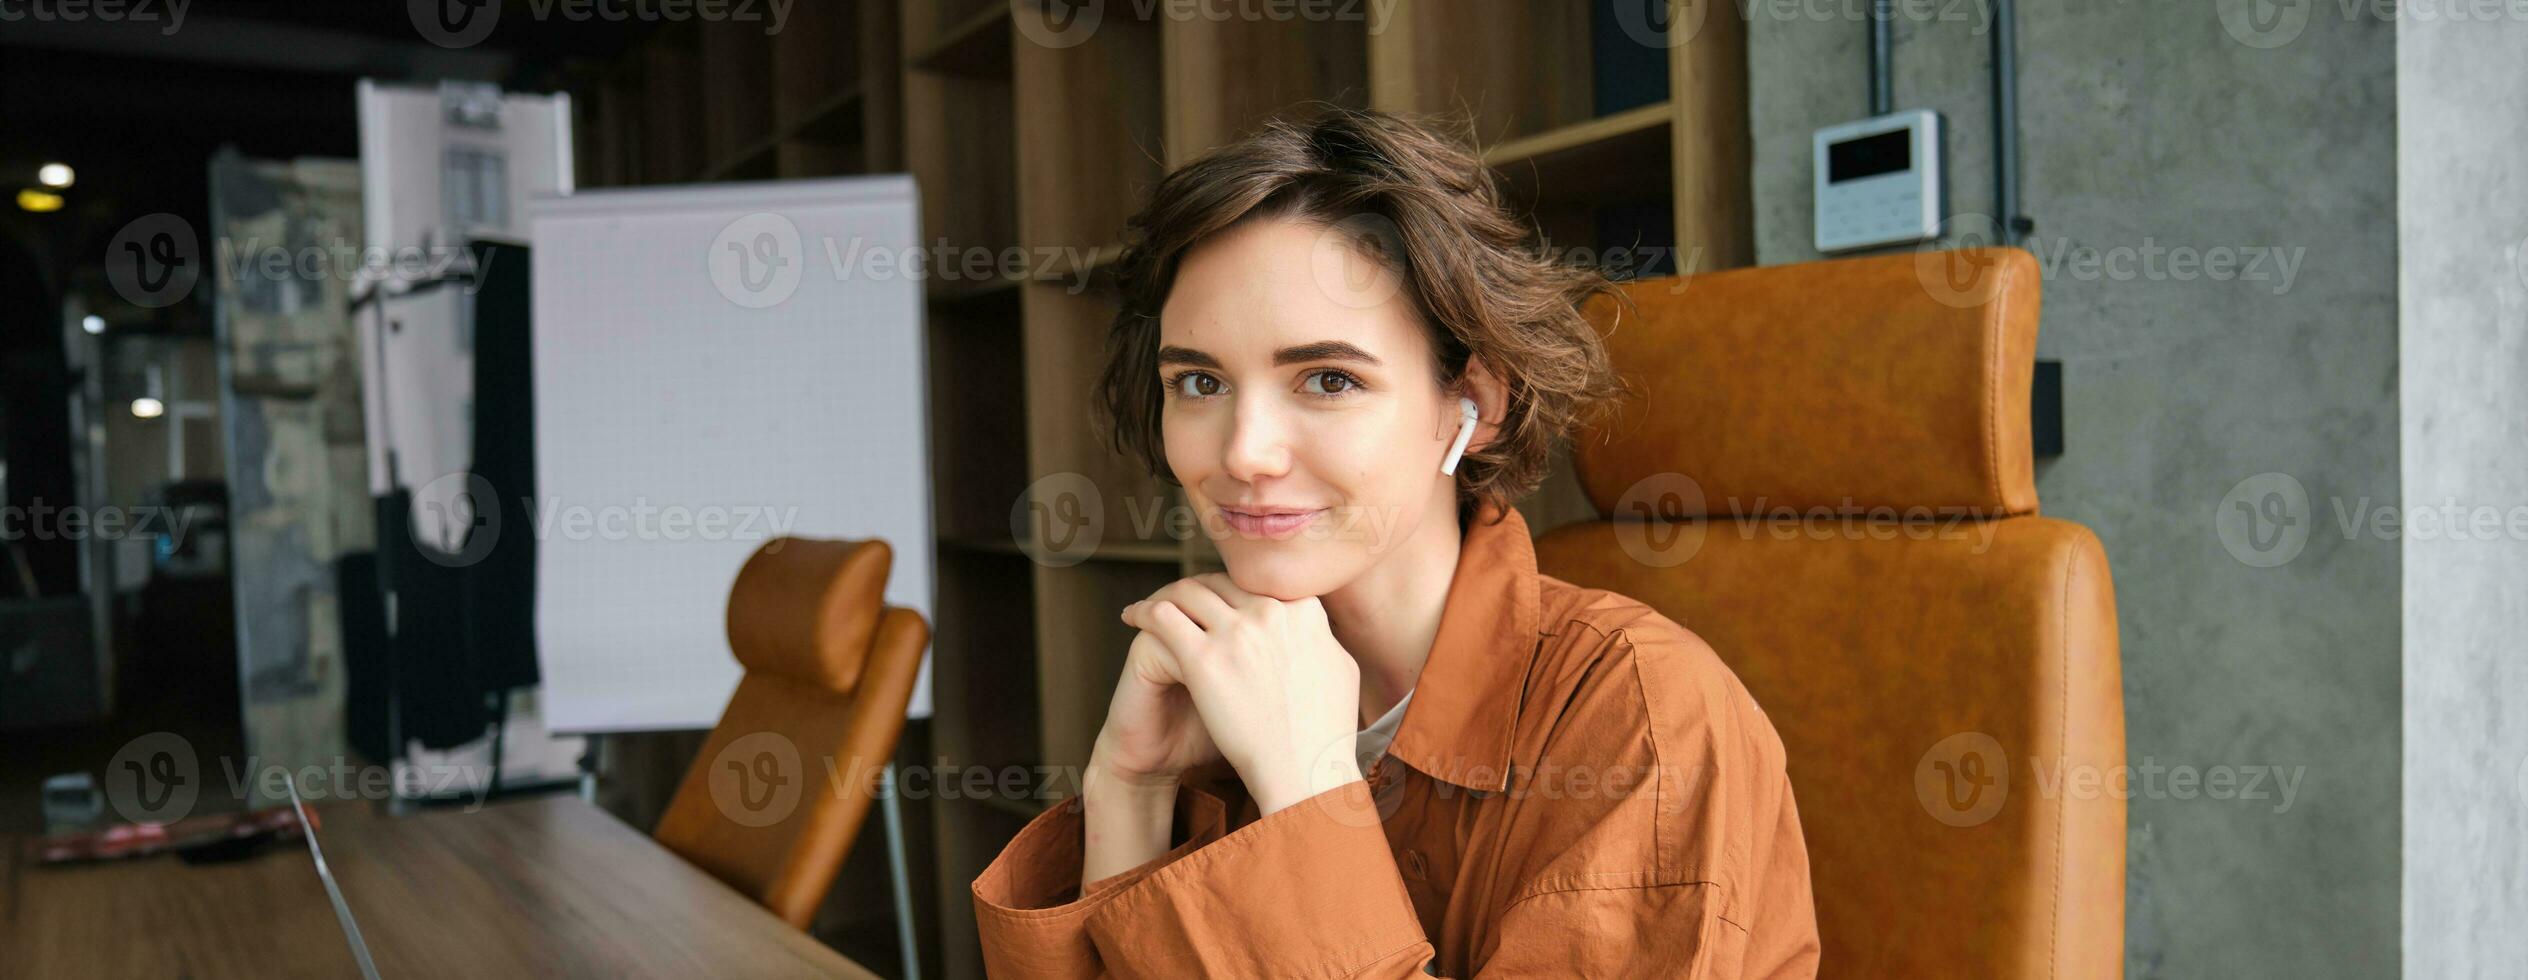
<box><xmin>1125</xmin><ymin>630</ymin><xmax>1185</xmax><ymax>686</ymax></box>
<box><xmin>1121</xmin><ymin>577</ymin><xmax>1236</xmax><ymax>632</ymax></box>
<box><xmin>1168</xmin><ymin>579</ymin><xmax>1243</xmax><ymax>626</ymax></box>
<box><xmin>1138</xmin><ymin>600</ymin><xmax>1207</xmax><ymax>665</ymax></box>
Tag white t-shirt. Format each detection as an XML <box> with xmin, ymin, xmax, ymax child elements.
<box><xmin>1355</xmin><ymin>689</ymin><xmax>1415</xmax><ymax>784</ymax></box>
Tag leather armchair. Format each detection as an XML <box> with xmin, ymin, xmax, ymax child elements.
<box><xmin>654</xmin><ymin>536</ymin><xmax>930</xmax><ymax>930</ymax></box>
<box><xmin>1533</xmin><ymin>248</ymin><xmax>2126</xmax><ymax>977</ymax></box>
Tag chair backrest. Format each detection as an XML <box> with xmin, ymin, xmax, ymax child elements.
<box><xmin>653</xmin><ymin>536</ymin><xmax>931</xmax><ymax>930</ymax></box>
<box><xmin>1531</xmin><ymin>249</ymin><xmax>2125</xmax><ymax>977</ymax></box>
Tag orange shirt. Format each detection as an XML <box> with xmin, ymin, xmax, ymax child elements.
<box><xmin>972</xmin><ymin>500</ymin><xmax>1821</xmax><ymax>977</ymax></box>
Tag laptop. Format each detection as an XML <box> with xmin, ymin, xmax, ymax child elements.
<box><xmin>284</xmin><ymin>772</ymin><xmax>384</xmax><ymax>980</ymax></box>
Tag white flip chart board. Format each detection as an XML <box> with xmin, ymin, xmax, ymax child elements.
<box><xmin>529</xmin><ymin>175</ymin><xmax>932</xmax><ymax>731</ymax></box>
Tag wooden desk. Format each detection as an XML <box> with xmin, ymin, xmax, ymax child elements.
<box><xmin>2</xmin><ymin>794</ymin><xmax>880</xmax><ymax>978</ymax></box>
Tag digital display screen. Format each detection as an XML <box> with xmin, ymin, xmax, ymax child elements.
<box><xmin>1828</xmin><ymin>129</ymin><xmax>1912</xmax><ymax>183</ymax></box>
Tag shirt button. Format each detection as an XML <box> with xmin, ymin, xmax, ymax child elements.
<box><xmin>1400</xmin><ymin>849</ymin><xmax>1429</xmax><ymax>880</ymax></box>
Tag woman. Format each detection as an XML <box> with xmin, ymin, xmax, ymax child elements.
<box><xmin>972</xmin><ymin>107</ymin><xmax>1819</xmax><ymax>978</ymax></box>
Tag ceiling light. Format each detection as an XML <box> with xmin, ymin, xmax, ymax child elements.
<box><xmin>17</xmin><ymin>189</ymin><xmax>64</xmax><ymax>212</ymax></box>
<box><xmin>131</xmin><ymin>398</ymin><xmax>165</xmax><ymax>420</ymax></box>
<box><xmin>38</xmin><ymin>163</ymin><xmax>74</xmax><ymax>188</ymax></box>
<box><xmin>82</xmin><ymin>315</ymin><xmax>105</xmax><ymax>335</ymax></box>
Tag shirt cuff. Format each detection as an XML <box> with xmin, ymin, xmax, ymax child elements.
<box><xmin>970</xmin><ymin>785</ymin><xmax>1230</xmax><ymax>977</ymax></box>
<box><xmin>1079</xmin><ymin>779</ymin><xmax>1430</xmax><ymax>977</ymax></box>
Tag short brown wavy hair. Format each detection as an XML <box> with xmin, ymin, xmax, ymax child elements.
<box><xmin>1095</xmin><ymin>105</ymin><xmax>1637</xmax><ymax>523</ymax></box>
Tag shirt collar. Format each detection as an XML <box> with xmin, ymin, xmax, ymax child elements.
<box><xmin>1385</xmin><ymin>498</ymin><xmax>1542</xmax><ymax>793</ymax></box>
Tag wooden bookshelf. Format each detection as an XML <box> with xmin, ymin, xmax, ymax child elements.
<box><xmin>582</xmin><ymin>6</ymin><xmax>903</xmax><ymax>188</ymax></box>
<box><xmin>567</xmin><ymin>2</ymin><xmax>1746</xmax><ymax>975</ymax></box>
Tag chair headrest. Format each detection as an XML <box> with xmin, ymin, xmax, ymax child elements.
<box><xmin>1574</xmin><ymin>248</ymin><xmax>2042</xmax><ymax>519</ymax></box>
<box><xmin>723</xmin><ymin>537</ymin><xmax>893</xmax><ymax>694</ymax></box>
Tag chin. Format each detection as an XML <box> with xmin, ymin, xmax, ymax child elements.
<box><xmin>1216</xmin><ymin>544</ymin><xmax>1351</xmax><ymax>601</ymax></box>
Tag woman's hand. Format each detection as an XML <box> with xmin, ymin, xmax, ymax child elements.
<box><xmin>1088</xmin><ymin>629</ymin><xmax>1221</xmax><ymax>786</ymax></box>
<box><xmin>1082</xmin><ymin>630</ymin><xmax>1220</xmax><ymax>884</ymax></box>
<box><xmin>1119</xmin><ymin>573</ymin><xmax>1366</xmax><ymax>815</ymax></box>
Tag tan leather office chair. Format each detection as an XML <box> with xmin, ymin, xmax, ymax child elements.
<box><xmin>1533</xmin><ymin>249</ymin><xmax>2126</xmax><ymax>977</ymax></box>
<box><xmin>654</xmin><ymin>536</ymin><xmax>931</xmax><ymax>930</ymax></box>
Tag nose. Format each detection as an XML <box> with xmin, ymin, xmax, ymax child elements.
<box><xmin>1221</xmin><ymin>397</ymin><xmax>1292</xmax><ymax>484</ymax></box>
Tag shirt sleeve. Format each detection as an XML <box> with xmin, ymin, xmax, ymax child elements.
<box><xmin>974</xmin><ymin>774</ymin><xmax>1802</xmax><ymax>979</ymax></box>
<box><xmin>973</xmin><ymin>778</ymin><xmax>1427</xmax><ymax>977</ymax></box>
<box><xmin>969</xmin><ymin>783</ymin><xmax>1233</xmax><ymax>978</ymax></box>
<box><xmin>1736</xmin><ymin>769</ymin><xmax>1823</xmax><ymax>977</ymax></box>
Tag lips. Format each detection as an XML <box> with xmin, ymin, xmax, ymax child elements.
<box><xmin>1218</xmin><ymin>506</ymin><xmax>1325</xmax><ymax>539</ymax></box>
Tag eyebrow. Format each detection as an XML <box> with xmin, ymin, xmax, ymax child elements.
<box><xmin>1156</xmin><ymin>341</ymin><xmax>1384</xmax><ymax>370</ymax></box>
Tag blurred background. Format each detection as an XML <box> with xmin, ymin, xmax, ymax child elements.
<box><xmin>2</xmin><ymin>2</ymin><xmax>2522</xmax><ymax>978</ymax></box>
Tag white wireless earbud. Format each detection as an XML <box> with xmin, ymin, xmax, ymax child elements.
<box><xmin>1440</xmin><ymin>397</ymin><xmax>1480</xmax><ymax>476</ymax></box>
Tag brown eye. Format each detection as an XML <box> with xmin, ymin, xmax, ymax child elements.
<box><xmin>1305</xmin><ymin>370</ymin><xmax>1361</xmax><ymax>396</ymax></box>
<box><xmin>1168</xmin><ymin>372</ymin><xmax>1223</xmax><ymax>399</ymax></box>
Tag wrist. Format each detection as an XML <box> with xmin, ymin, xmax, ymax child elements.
<box><xmin>1244</xmin><ymin>749</ymin><xmax>1364</xmax><ymax>816</ymax></box>
<box><xmin>1083</xmin><ymin>756</ymin><xmax>1181</xmax><ymax>806</ymax></box>
<box><xmin>1080</xmin><ymin>759</ymin><xmax>1180</xmax><ymax>886</ymax></box>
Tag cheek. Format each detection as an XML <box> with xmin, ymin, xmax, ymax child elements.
<box><xmin>1294</xmin><ymin>403</ymin><xmax>1423</xmax><ymax>484</ymax></box>
<box><xmin>1160</xmin><ymin>406</ymin><xmax>1214</xmax><ymax>479</ymax></box>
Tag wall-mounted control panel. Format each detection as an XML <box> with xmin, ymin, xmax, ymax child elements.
<box><xmin>1813</xmin><ymin>109</ymin><xmax>1943</xmax><ymax>253</ymax></box>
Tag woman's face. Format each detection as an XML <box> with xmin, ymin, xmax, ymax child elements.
<box><xmin>1158</xmin><ymin>216</ymin><xmax>1471</xmax><ymax>600</ymax></box>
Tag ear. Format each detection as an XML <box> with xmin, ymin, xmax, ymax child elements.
<box><xmin>1454</xmin><ymin>354</ymin><xmax>1510</xmax><ymax>455</ymax></box>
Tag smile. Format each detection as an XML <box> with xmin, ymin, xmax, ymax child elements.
<box><xmin>1218</xmin><ymin>507</ymin><xmax>1325</xmax><ymax>540</ymax></box>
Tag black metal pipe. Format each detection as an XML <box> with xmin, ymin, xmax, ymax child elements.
<box><xmin>1992</xmin><ymin>0</ymin><xmax>2024</xmax><ymax>244</ymax></box>
<box><xmin>1870</xmin><ymin>0</ymin><xmax>1895</xmax><ymax>116</ymax></box>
